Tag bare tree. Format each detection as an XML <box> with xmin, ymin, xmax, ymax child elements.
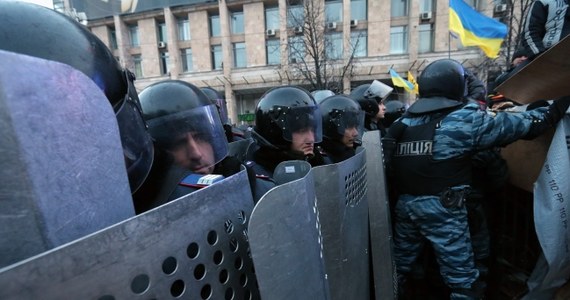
<box><xmin>286</xmin><ymin>0</ymin><xmax>362</xmax><ymax>93</ymax></box>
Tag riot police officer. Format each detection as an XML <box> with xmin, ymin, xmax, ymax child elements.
<box><xmin>318</xmin><ymin>95</ymin><xmax>364</xmax><ymax>164</ymax></box>
<box><xmin>383</xmin><ymin>59</ymin><xmax>570</xmax><ymax>299</ymax></box>
<box><xmin>311</xmin><ymin>89</ymin><xmax>335</xmax><ymax>104</ymax></box>
<box><xmin>135</xmin><ymin>80</ymin><xmax>255</xmax><ymax>212</ymax></box>
<box><xmin>248</xmin><ymin>86</ymin><xmax>323</xmax><ymax>198</ymax></box>
<box><xmin>349</xmin><ymin>80</ymin><xmax>393</xmax><ymax>135</ymax></box>
<box><xmin>0</xmin><ymin>1</ymin><xmax>153</xmax><ymax>194</ymax></box>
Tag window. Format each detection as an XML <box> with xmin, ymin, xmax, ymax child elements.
<box><xmin>178</xmin><ymin>17</ymin><xmax>190</xmax><ymax>41</ymax></box>
<box><xmin>181</xmin><ymin>48</ymin><xmax>193</xmax><ymax>72</ymax></box>
<box><xmin>108</xmin><ymin>28</ymin><xmax>118</xmax><ymax>49</ymax></box>
<box><xmin>418</xmin><ymin>24</ymin><xmax>434</xmax><ymax>53</ymax></box>
<box><xmin>288</xmin><ymin>36</ymin><xmax>305</xmax><ymax>62</ymax></box>
<box><xmin>210</xmin><ymin>14</ymin><xmax>221</xmax><ymax>37</ymax></box>
<box><xmin>420</xmin><ymin>0</ymin><xmax>434</xmax><ymax>12</ymax></box>
<box><xmin>231</xmin><ymin>11</ymin><xmax>244</xmax><ymax>34</ymax></box>
<box><xmin>157</xmin><ymin>22</ymin><xmax>167</xmax><ymax>43</ymax></box>
<box><xmin>266</xmin><ymin>39</ymin><xmax>281</xmax><ymax>65</ymax></box>
<box><xmin>212</xmin><ymin>45</ymin><xmax>223</xmax><ymax>70</ymax></box>
<box><xmin>351</xmin><ymin>0</ymin><xmax>367</xmax><ymax>21</ymax></box>
<box><xmin>133</xmin><ymin>54</ymin><xmax>143</xmax><ymax>78</ymax></box>
<box><xmin>129</xmin><ymin>25</ymin><xmax>139</xmax><ymax>47</ymax></box>
<box><xmin>390</xmin><ymin>26</ymin><xmax>408</xmax><ymax>54</ymax></box>
<box><xmin>265</xmin><ymin>7</ymin><xmax>280</xmax><ymax>30</ymax></box>
<box><xmin>325</xmin><ymin>32</ymin><xmax>343</xmax><ymax>60</ymax></box>
<box><xmin>350</xmin><ymin>31</ymin><xmax>367</xmax><ymax>57</ymax></box>
<box><xmin>160</xmin><ymin>52</ymin><xmax>170</xmax><ymax>75</ymax></box>
<box><xmin>464</xmin><ymin>0</ymin><xmax>479</xmax><ymax>9</ymax></box>
<box><xmin>287</xmin><ymin>4</ymin><xmax>304</xmax><ymax>27</ymax></box>
<box><xmin>325</xmin><ymin>0</ymin><xmax>343</xmax><ymax>23</ymax></box>
<box><xmin>233</xmin><ymin>42</ymin><xmax>246</xmax><ymax>68</ymax></box>
<box><xmin>391</xmin><ymin>0</ymin><xmax>408</xmax><ymax>17</ymax></box>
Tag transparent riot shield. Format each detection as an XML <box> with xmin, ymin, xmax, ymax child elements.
<box><xmin>312</xmin><ymin>148</ymin><xmax>370</xmax><ymax>299</ymax></box>
<box><xmin>249</xmin><ymin>163</ymin><xmax>331</xmax><ymax>300</ymax></box>
<box><xmin>0</xmin><ymin>168</ymin><xmax>259</xmax><ymax>300</ymax></box>
<box><xmin>0</xmin><ymin>50</ymin><xmax>134</xmax><ymax>269</ymax></box>
<box><xmin>363</xmin><ymin>130</ymin><xmax>397</xmax><ymax>299</ymax></box>
<box><xmin>228</xmin><ymin>138</ymin><xmax>254</xmax><ymax>162</ymax></box>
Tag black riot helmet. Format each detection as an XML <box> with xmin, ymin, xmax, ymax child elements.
<box><xmin>407</xmin><ymin>59</ymin><xmax>466</xmax><ymax>114</ymax></box>
<box><xmin>418</xmin><ymin>59</ymin><xmax>466</xmax><ymax>101</ymax></box>
<box><xmin>0</xmin><ymin>1</ymin><xmax>153</xmax><ymax>193</ymax></box>
<box><xmin>383</xmin><ymin>100</ymin><xmax>406</xmax><ymax>127</ymax></box>
<box><xmin>139</xmin><ymin>80</ymin><xmax>228</xmax><ymax>173</ymax></box>
<box><xmin>200</xmin><ymin>87</ymin><xmax>229</xmax><ymax>124</ymax></box>
<box><xmin>349</xmin><ymin>80</ymin><xmax>394</xmax><ymax>117</ymax></box>
<box><xmin>319</xmin><ymin>95</ymin><xmax>364</xmax><ymax>141</ymax></box>
<box><xmin>253</xmin><ymin>86</ymin><xmax>323</xmax><ymax>150</ymax></box>
<box><xmin>311</xmin><ymin>90</ymin><xmax>335</xmax><ymax>104</ymax></box>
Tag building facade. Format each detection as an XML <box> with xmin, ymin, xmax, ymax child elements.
<box><xmin>63</xmin><ymin>0</ymin><xmax>508</xmax><ymax>125</ymax></box>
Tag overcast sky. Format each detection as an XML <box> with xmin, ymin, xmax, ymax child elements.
<box><xmin>17</xmin><ymin>0</ymin><xmax>53</xmax><ymax>8</ymax></box>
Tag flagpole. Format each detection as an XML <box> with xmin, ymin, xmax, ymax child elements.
<box><xmin>448</xmin><ymin>32</ymin><xmax>451</xmax><ymax>59</ymax></box>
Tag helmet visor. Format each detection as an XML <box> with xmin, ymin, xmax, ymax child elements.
<box><xmin>148</xmin><ymin>104</ymin><xmax>228</xmax><ymax>174</ymax></box>
<box><xmin>364</xmin><ymin>80</ymin><xmax>394</xmax><ymax>102</ymax></box>
<box><xmin>273</xmin><ymin>105</ymin><xmax>323</xmax><ymax>144</ymax></box>
<box><xmin>329</xmin><ymin>108</ymin><xmax>365</xmax><ymax>143</ymax></box>
<box><xmin>115</xmin><ymin>75</ymin><xmax>154</xmax><ymax>193</ymax></box>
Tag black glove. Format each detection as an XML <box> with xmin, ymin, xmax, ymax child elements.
<box><xmin>524</xmin><ymin>95</ymin><xmax>570</xmax><ymax>139</ymax></box>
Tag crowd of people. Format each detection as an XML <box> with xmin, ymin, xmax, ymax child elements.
<box><xmin>1</xmin><ymin>1</ymin><xmax>570</xmax><ymax>299</ymax></box>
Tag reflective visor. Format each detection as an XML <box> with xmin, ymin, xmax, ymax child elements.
<box><xmin>271</xmin><ymin>105</ymin><xmax>323</xmax><ymax>144</ymax></box>
<box><xmin>114</xmin><ymin>75</ymin><xmax>154</xmax><ymax>193</ymax></box>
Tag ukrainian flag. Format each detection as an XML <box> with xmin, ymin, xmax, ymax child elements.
<box><xmin>389</xmin><ymin>69</ymin><xmax>415</xmax><ymax>93</ymax></box>
<box><xmin>449</xmin><ymin>0</ymin><xmax>507</xmax><ymax>58</ymax></box>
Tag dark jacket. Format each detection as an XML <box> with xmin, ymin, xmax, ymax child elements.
<box><xmin>522</xmin><ymin>0</ymin><xmax>570</xmax><ymax>58</ymax></box>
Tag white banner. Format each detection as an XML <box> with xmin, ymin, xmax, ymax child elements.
<box><xmin>525</xmin><ymin>115</ymin><xmax>570</xmax><ymax>299</ymax></box>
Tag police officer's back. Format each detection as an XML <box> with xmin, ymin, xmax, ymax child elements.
<box><xmin>384</xmin><ymin>59</ymin><xmax>570</xmax><ymax>299</ymax></box>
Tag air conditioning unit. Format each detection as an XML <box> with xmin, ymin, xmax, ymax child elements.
<box><xmin>494</xmin><ymin>3</ymin><xmax>507</xmax><ymax>13</ymax></box>
<box><xmin>266</xmin><ymin>29</ymin><xmax>276</xmax><ymax>37</ymax></box>
<box><xmin>327</xmin><ymin>22</ymin><xmax>337</xmax><ymax>30</ymax></box>
<box><xmin>158</xmin><ymin>41</ymin><xmax>167</xmax><ymax>49</ymax></box>
<box><xmin>420</xmin><ymin>11</ymin><xmax>433</xmax><ymax>21</ymax></box>
<box><xmin>290</xmin><ymin>57</ymin><xmax>299</xmax><ymax>64</ymax></box>
<box><xmin>350</xmin><ymin>19</ymin><xmax>358</xmax><ymax>27</ymax></box>
<box><xmin>294</xmin><ymin>26</ymin><xmax>303</xmax><ymax>34</ymax></box>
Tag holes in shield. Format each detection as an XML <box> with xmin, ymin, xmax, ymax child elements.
<box><xmin>344</xmin><ymin>165</ymin><xmax>367</xmax><ymax>207</ymax></box>
<box><xmin>97</xmin><ymin>209</ymin><xmax>258</xmax><ymax>300</ymax></box>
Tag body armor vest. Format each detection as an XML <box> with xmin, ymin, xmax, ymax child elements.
<box><xmin>391</xmin><ymin>114</ymin><xmax>471</xmax><ymax>195</ymax></box>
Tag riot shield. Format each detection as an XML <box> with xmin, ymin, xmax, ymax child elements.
<box><xmin>249</xmin><ymin>164</ymin><xmax>331</xmax><ymax>300</ymax></box>
<box><xmin>362</xmin><ymin>130</ymin><xmax>397</xmax><ymax>300</ymax></box>
<box><xmin>0</xmin><ymin>168</ymin><xmax>259</xmax><ymax>300</ymax></box>
<box><xmin>312</xmin><ymin>148</ymin><xmax>370</xmax><ymax>299</ymax></box>
<box><xmin>0</xmin><ymin>50</ymin><xmax>134</xmax><ymax>269</ymax></box>
<box><xmin>228</xmin><ymin>138</ymin><xmax>254</xmax><ymax>162</ymax></box>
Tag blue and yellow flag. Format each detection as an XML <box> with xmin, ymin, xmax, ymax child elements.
<box><xmin>449</xmin><ymin>0</ymin><xmax>507</xmax><ymax>58</ymax></box>
<box><xmin>389</xmin><ymin>69</ymin><xmax>415</xmax><ymax>93</ymax></box>
<box><xmin>407</xmin><ymin>71</ymin><xmax>419</xmax><ymax>94</ymax></box>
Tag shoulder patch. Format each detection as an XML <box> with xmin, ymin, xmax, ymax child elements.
<box><xmin>179</xmin><ymin>173</ymin><xmax>225</xmax><ymax>188</ymax></box>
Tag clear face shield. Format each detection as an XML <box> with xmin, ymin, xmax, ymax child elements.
<box><xmin>270</xmin><ymin>105</ymin><xmax>323</xmax><ymax>145</ymax></box>
<box><xmin>114</xmin><ymin>70</ymin><xmax>154</xmax><ymax>193</ymax></box>
<box><xmin>364</xmin><ymin>80</ymin><xmax>394</xmax><ymax>102</ymax></box>
<box><xmin>328</xmin><ymin>107</ymin><xmax>365</xmax><ymax>146</ymax></box>
<box><xmin>147</xmin><ymin>104</ymin><xmax>228</xmax><ymax>174</ymax></box>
